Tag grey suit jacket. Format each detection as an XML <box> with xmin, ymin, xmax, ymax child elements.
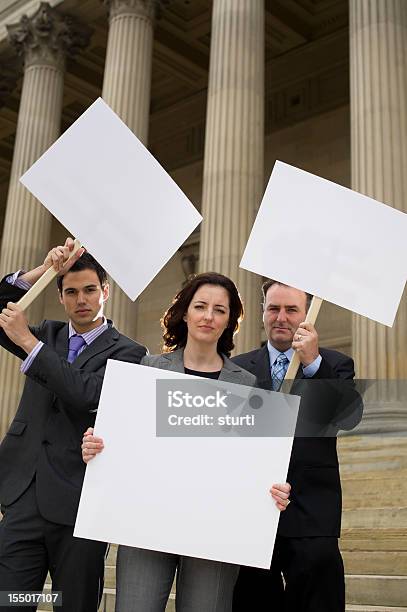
<box><xmin>141</xmin><ymin>348</ymin><xmax>256</xmax><ymax>387</ymax></box>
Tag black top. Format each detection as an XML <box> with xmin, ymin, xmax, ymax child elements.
<box><xmin>184</xmin><ymin>367</ymin><xmax>221</xmax><ymax>380</ymax></box>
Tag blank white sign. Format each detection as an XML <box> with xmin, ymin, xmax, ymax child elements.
<box><xmin>20</xmin><ymin>98</ymin><xmax>202</xmax><ymax>301</ymax></box>
<box><xmin>74</xmin><ymin>360</ymin><xmax>299</xmax><ymax>568</ymax></box>
<box><xmin>240</xmin><ymin>161</ymin><xmax>407</xmax><ymax>327</ymax></box>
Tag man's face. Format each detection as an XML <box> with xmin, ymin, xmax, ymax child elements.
<box><xmin>263</xmin><ymin>284</ymin><xmax>307</xmax><ymax>351</ymax></box>
<box><xmin>59</xmin><ymin>269</ymin><xmax>108</xmax><ymax>333</ymax></box>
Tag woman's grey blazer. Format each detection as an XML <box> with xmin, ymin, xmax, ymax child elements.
<box><xmin>141</xmin><ymin>348</ymin><xmax>256</xmax><ymax>387</ymax></box>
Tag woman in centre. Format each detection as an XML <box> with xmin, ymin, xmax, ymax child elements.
<box><xmin>82</xmin><ymin>272</ymin><xmax>290</xmax><ymax>612</ymax></box>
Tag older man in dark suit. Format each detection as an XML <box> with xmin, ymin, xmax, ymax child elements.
<box><xmin>0</xmin><ymin>238</ymin><xmax>147</xmax><ymax>611</ymax></box>
<box><xmin>232</xmin><ymin>280</ymin><xmax>362</xmax><ymax>612</ymax></box>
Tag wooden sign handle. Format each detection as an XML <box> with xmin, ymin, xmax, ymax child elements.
<box><xmin>284</xmin><ymin>296</ymin><xmax>323</xmax><ymax>381</ymax></box>
<box><xmin>17</xmin><ymin>239</ymin><xmax>83</xmax><ymax>312</ymax></box>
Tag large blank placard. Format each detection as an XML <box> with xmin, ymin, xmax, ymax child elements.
<box><xmin>20</xmin><ymin>98</ymin><xmax>202</xmax><ymax>301</ymax></box>
<box><xmin>74</xmin><ymin>361</ymin><xmax>300</xmax><ymax>568</ymax></box>
<box><xmin>240</xmin><ymin>161</ymin><xmax>407</xmax><ymax>327</ymax></box>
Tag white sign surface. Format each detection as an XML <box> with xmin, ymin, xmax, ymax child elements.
<box><xmin>20</xmin><ymin>98</ymin><xmax>202</xmax><ymax>301</ymax></box>
<box><xmin>240</xmin><ymin>161</ymin><xmax>407</xmax><ymax>326</ymax></box>
<box><xmin>74</xmin><ymin>361</ymin><xmax>299</xmax><ymax>568</ymax></box>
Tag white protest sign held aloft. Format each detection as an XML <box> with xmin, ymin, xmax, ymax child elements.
<box><xmin>240</xmin><ymin>160</ymin><xmax>407</xmax><ymax>327</ymax></box>
<box><xmin>74</xmin><ymin>360</ymin><xmax>300</xmax><ymax>569</ymax></box>
<box><xmin>20</xmin><ymin>97</ymin><xmax>202</xmax><ymax>302</ymax></box>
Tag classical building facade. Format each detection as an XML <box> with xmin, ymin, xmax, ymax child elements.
<box><xmin>0</xmin><ymin>1</ymin><xmax>406</xmax><ymax>609</ymax></box>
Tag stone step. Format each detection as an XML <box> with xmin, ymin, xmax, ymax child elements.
<box><xmin>99</xmin><ymin>588</ymin><xmax>114</xmax><ymax>612</ymax></box>
<box><xmin>102</xmin><ymin>568</ymin><xmax>407</xmax><ymax>604</ymax></box>
<box><xmin>341</xmin><ymin>529</ymin><xmax>407</xmax><ymax>551</ymax></box>
<box><xmin>346</xmin><ymin>574</ymin><xmax>407</xmax><ymax>608</ymax></box>
<box><xmin>97</xmin><ymin>576</ymin><xmax>407</xmax><ymax>610</ymax></box>
<box><xmin>338</xmin><ymin>437</ymin><xmax>407</xmax><ymax>466</ymax></box>
<box><xmin>342</xmin><ymin>477</ymin><xmax>407</xmax><ymax>509</ymax></box>
<box><xmin>106</xmin><ymin>543</ymin><xmax>118</xmax><ymax>564</ymax></box>
<box><xmin>346</xmin><ymin>606</ymin><xmax>407</xmax><ymax>611</ymax></box>
<box><xmin>99</xmin><ymin>589</ymin><xmax>114</xmax><ymax>612</ymax></box>
<box><xmin>103</xmin><ymin>539</ymin><xmax>407</xmax><ymax>603</ymax></box>
<box><xmin>342</xmin><ymin>506</ymin><xmax>407</xmax><ymax>529</ymax></box>
<box><xmin>339</xmin><ymin>450</ymin><xmax>407</xmax><ymax>466</ymax></box>
<box><xmin>104</xmin><ymin>564</ymin><xmax>116</xmax><ymax>590</ymax></box>
<box><xmin>339</xmin><ymin>446</ymin><xmax>407</xmax><ymax>462</ymax></box>
<box><xmin>341</xmin><ymin>469</ymin><xmax>407</xmax><ymax>483</ymax></box>
<box><xmin>96</xmin><ymin>599</ymin><xmax>407</xmax><ymax>612</ymax></box>
<box><xmin>341</xmin><ymin>461</ymin><xmax>407</xmax><ymax>475</ymax></box>
<box><xmin>43</xmin><ymin>570</ymin><xmax>407</xmax><ymax>610</ymax></box>
<box><xmin>342</xmin><ymin>550</ymin><xmax>407</xmax><ymax>575</ymax></box>
<box><xmin>167</xmin><ymin>594</ymin><xmax>176</xmax><ymax>612</ymax></box>
<box><xmin>339</xmin><ymin>443</ymin><xmax>407</xmax><ymax>458</ymax></box>
<box><xmin>338</xmin><ymin>434</ymin><xmax>407</xmax><ymax>448</ymax></box>
<box><xmin>49</xmin><ymin>537</ymin><xmax>407</xmax><ymax>592</ymax></box>
<box><xmin>339</xmin><ymin>433</ymin><xmax>407</xmax><ymax>446</ymax></box>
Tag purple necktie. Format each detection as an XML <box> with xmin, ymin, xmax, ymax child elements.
<box><xmin>67</xmin><ymin>334</ymin><xmax>86</xmax><ymax>363</ymax></box>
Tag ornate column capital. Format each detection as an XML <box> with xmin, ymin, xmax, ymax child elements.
<box><xmin>7</xmin><ymin>2</ymin><xmax>91</xmax><ymax>70</ymax></box>
<box><xmin>103</xmin><ymin>0</ymin><xmax>170</xmax><ymax>21</ymax></box>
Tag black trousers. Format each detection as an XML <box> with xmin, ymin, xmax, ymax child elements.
<box><xmin>233</xmin><ymin>536</ymin><xmax>345</xmax><ymax>612</ymax></box>
<box><xmin>0</xmin><ymin>481</ymin><xmax>107</xmax><ymax>612</ymax></box>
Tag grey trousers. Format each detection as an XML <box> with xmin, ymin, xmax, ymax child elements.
<box><xmin>115</xmin><ymin>545</ymin><xmax>240</xmax><ymax>612</ymax></box>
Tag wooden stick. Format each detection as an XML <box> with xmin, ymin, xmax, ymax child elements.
<box><xmin>17</xmin><ymin>239</ymin><xmax>83</xmax><ymax>311</ymax></box>
<box><xmin>284</xmin><ymin>296</ymin><xmax>323</xmax><ymax>381</ymax></box>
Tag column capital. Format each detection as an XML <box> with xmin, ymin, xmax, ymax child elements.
<box><xmin>7</xmin><ymin>2</ymin><xmax>91</xmax><ymax>71</ymax></box>
<box><xmin>103</xmin><ymin>0</ymin><xmax>170</xmax><ymax>21</ymax></box>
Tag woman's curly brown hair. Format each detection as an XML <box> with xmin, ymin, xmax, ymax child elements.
<box><xmin>161</xmin><ymin>272</ymin><xmax>244</xmax><ymax>357</ymax></box>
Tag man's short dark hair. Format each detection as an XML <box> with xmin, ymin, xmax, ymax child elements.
<box><xmin>57</xmin><ymin>253</ymin><xmax>108</xmax><ymax>294</ymax></box>
<box><xmin>261</xmin><ymin>279</ymin><xmax>312</xmax><ymax>312</ymax></box>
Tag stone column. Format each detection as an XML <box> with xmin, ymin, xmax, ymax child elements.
<box><xmin>102</xmin><ymin>0</ymin><xmax>166</xmax><ymax>338</ymax></box>
<box><xmin>199</xmin><ymin>0</ymin><xmax>265</xmax><ymax>354</ymax></box>
<box><xmin>0</xmin><ymin>3</ymin><xmax>89</xmax><ymax>437</ymax></box>
<box><xmin>350</xmin><ymin>0</ymin><xmax>407</xmax><ymax>380</ymax></box>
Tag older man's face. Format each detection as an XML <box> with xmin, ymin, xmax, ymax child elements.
<box><xmin>263</xmin><ymin>284</ymin><xmax>307</xmax><ymax>351</ymax></box>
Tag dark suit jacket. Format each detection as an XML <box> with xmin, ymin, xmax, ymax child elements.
<box><xmin>0</xmin><ymin>276</ymin><xmax>147</xmax><ymax>526</ymax></box>
<box><xmin>232</xmin><ymin>345</ymin><xmax>362</xmax><ymax>537</ymax></box>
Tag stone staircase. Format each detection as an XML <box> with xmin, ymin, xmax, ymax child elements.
<box><xmin>339</xmin><ymin>434</ymin><xmax>407</xmax><ymax>611</ymax></box>
<box><xmin>38</xmin><ymin>434</ymin><xmax>406</xmax><ymax>611</ymax></box>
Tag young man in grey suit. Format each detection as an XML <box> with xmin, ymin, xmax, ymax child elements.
<box><xmin>0</xmin><ymin>238</ymin><xmax>147</xmax><ymax>611</ymax></box>
<box><xmin>232</xmin><ymin>280</ymin><xmax>362</xmax><ymax>612</ymax></box>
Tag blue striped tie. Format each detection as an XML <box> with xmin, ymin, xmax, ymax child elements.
<box><xmin>271</xmin><ymin>353</ymin><xmax>289</xmax><ymax>391</ymax></box>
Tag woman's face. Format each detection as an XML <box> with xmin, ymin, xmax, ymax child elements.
<box><xmin>184</xmin><ymin>284</ymin><xmax>230</xmax><ymax>347</ymax></box>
